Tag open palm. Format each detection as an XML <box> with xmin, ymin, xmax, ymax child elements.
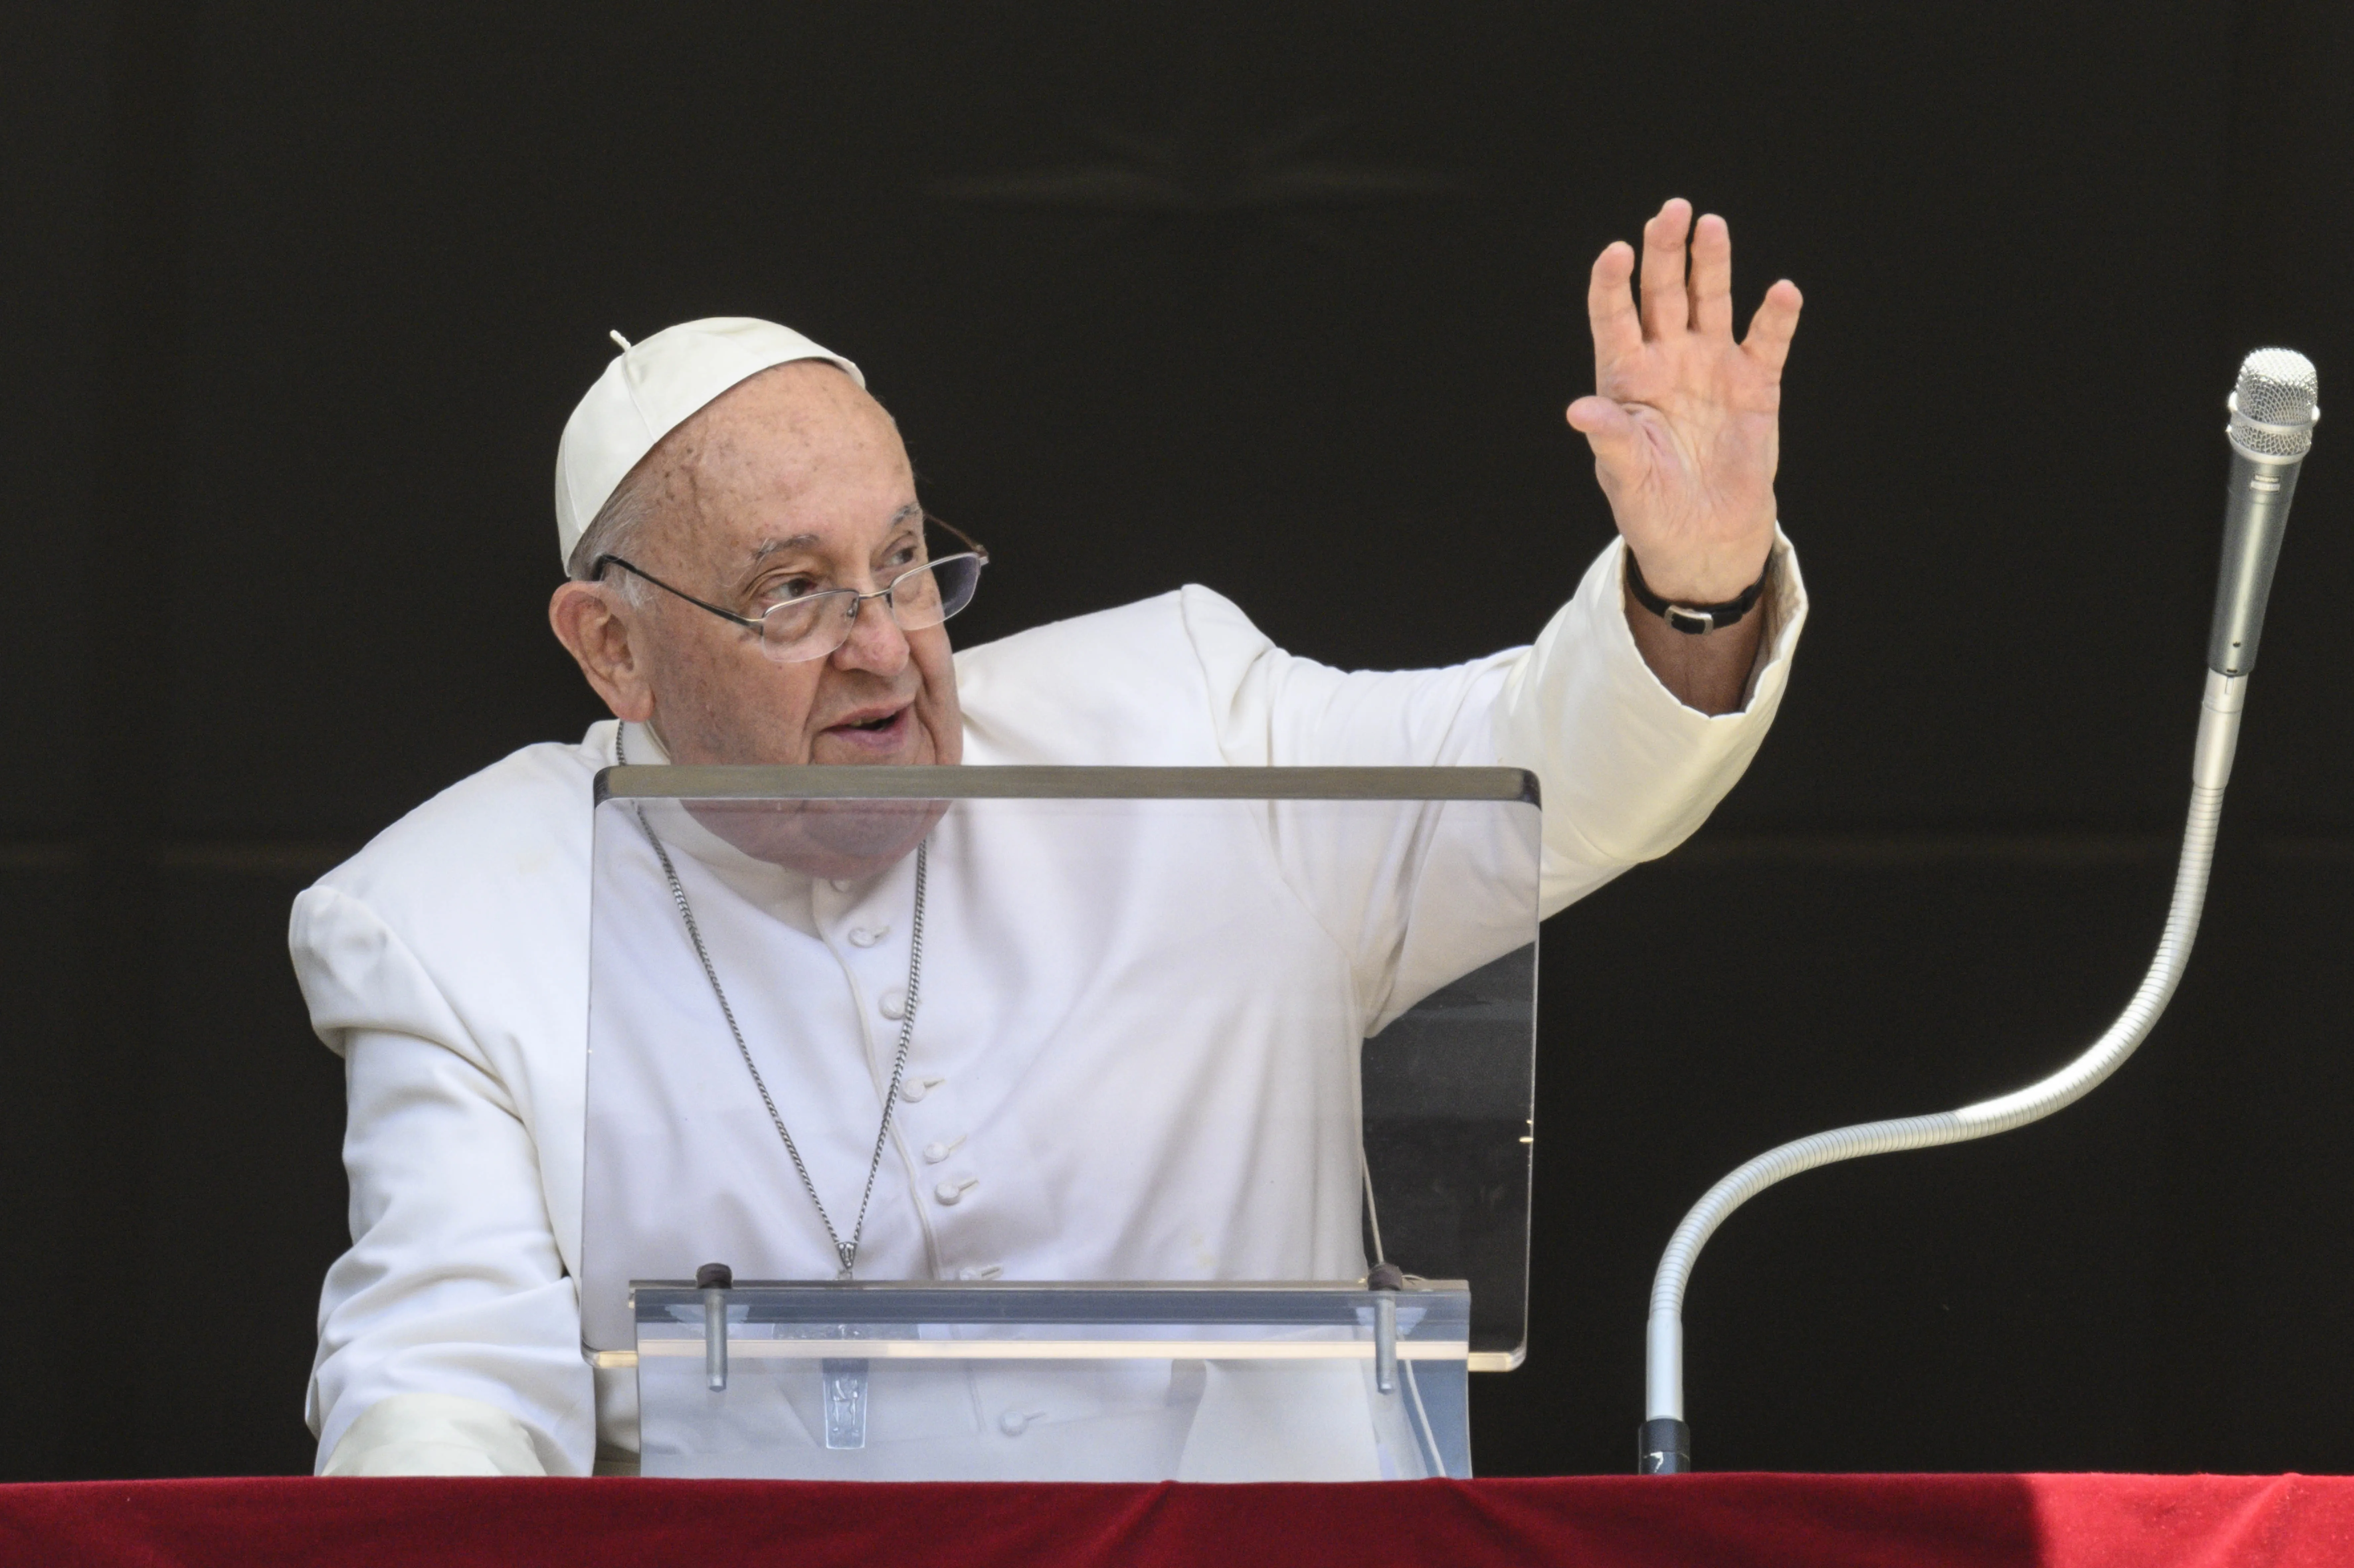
<box><xmin>1567</xmin><ymin>198</ymin><xmax>1801</xmax><ymax>604</ymax></box>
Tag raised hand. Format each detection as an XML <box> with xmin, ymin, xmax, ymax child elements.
<box><xmin>1567</xmin><ymin>198</ymin><xmax>1801</xmax><ymax>605</ymax></box>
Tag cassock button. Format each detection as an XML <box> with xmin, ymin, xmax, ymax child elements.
<box><xmin>828</xmin><ymin>878</ymin><xmax>854</xmax><ymax>893</ymax></box>
<box><xmin>922</xmin><ymin>1136</ymin><xmax>965</xmax><ymax>1164</ymax></box>
<box><xmin>849</xmin><ymin>924</ymin><xmax>889</xmax><ymax>948</ymax></box>
<box><xmin>879</xmin><ymin>986</ymin><xmax>908</xmax><ymax>1020</ymax></box>
<box><xmin>901</xmin><ymin>1076</ymin><xmax>943</xmax><ymax>1103</ymax></box>
<box><xmin>999</xmin><ymin>1409</ymin><xmax>1045</xmax><ymax>1437</ymax></box>
<box><xmin>959</xmin><ymin>1264</ymin><xmax>1003</xmax><ymax>1281</ymax></box>
<box><xmin>935</xmin><ymin>1176</ymin><xmax>979</xmax><ymax>1206</ymax></box>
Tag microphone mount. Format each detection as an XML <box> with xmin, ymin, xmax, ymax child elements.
<box><xmin>1637</xmin><ymin>348</ymin><xmax>2318</xmax><ymax>1475</ymax></box>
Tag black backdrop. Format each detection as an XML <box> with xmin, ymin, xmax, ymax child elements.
<box><xmin>5</xmin><ymin>1</ymin><xmax>2351</xmax><ymax>1480</ymax></box>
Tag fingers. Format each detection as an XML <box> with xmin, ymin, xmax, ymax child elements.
<box><xmin>1688</xmin><ymin>213</ymin><xmax>1733</xmax><ymax>339</ymax></box>
<box><xmin>1638</xmin><ymin>198</ymin><xmax>1693</xmax><ymax>338</ymax></box>
<box><xmin>1741</xmin><ymin>278</ymin><xmax>1805</xmax><ymax>374</ymax></box>
<box><xmin>1586</xmin><ymin>240</ymin><xmax>1641</xmax><ymax>369</ymax></box>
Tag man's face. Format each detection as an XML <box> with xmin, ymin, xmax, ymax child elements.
<box><xmin>621</xmin><ymin>362</ymin><xmax>963</xmax><ymax>772</ymax></box>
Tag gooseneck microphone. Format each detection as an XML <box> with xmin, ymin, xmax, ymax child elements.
<box><xmin>1637</xmin><ymin>349</ymin><xmax>2320</xmax><ymax>1477</ymax></box>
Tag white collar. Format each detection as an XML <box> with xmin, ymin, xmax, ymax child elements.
<box><xmin>614</xmin><ymin>717</ymin><xmax>671</xmax><ymax>767</ymax></box>
<box><xmin>611</xmin><ymin>719</ymin><xmax>823</xmax><ymax>935</ymax></box>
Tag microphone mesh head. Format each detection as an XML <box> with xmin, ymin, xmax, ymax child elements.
<box><xmin>2230</xmin><ymin>347</ymin><xmax>2319</xmax><ymax>459</ymax></box>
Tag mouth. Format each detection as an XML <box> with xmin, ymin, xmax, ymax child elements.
<box><xmin>819</xmin><ymin>703</ymin><xmax>914</xmax><ymax>750</ymax></box>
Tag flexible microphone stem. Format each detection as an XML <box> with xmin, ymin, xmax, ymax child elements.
<box><xmin>1641</xmin><ymin>677</ymin><xmax>2236</xmax><ymax>1469</ymax></box>
<box><xmin>1638</xmin><ymin>348</ymin><xmax>2315</xmax><ymax>1477</ymax></box>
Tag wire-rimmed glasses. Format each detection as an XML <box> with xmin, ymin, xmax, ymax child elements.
<box><xmin>594</xmin><ymin>516</ymin><xmax>989</xmax><ymax>665</ymax></box>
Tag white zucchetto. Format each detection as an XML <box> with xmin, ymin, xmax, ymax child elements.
<box><xmin>553</xmin><ymin>317</ymin><xmax>864</xmax><ymax>569</ymax></box>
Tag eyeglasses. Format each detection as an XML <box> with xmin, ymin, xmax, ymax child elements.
<box><xmin>595</xmin><ymin>515</ymin><xmax>989</xmax><ymax>665</ymax></box>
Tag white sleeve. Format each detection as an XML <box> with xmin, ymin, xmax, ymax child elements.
<box><xmin>1495</xmin><ymin>531</ymin><xmax>1807</xmax><ymax>917</ymax></box>
<box><xmin>292</xmin><ymin>886</ymin><xmax>595</xmax><ymax>1476</ymax></box>
<box><xmin>1179</xmin><ymin>531</ymin><xmax>1807</xmax><ymax>1021</ymax></box>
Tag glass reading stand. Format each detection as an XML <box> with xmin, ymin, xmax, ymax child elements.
<box><xmin>582</xmin><ymin>765</ymin><xmax>1539</xmax><ymax>1481</ymax></box>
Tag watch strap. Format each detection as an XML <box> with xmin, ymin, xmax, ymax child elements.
<box><xmin>1626</xmin><ymin>550</ymin><xmax>1771</xmax><ymax>635</ymax></box>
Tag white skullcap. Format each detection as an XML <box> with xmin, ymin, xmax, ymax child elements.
<box><xmin>553</xmin><ymin>317</ymin><xmax>864</xmax><ymax>569</ymax></box>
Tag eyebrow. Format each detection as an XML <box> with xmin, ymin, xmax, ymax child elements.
<box><xmin>745</xmin><ymin>504</ymin><xmax>923</xmax><ymax>567</ymax></box>
<box><xmin>748</xmin><ymin>533</ymin><xmax>822</xmax><ymax>563</ymax></box>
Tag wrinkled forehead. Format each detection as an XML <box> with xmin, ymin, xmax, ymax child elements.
<box><xmin>650</xmin><ymin>364</ymin><xmax>916</xmax><ymax>569</ymax></box>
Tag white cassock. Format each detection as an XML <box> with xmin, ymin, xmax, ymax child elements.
<box><xmin>291</xmin><ymin>537</ymin><xmax>1808</xmax><ymax>1476</ymax></box>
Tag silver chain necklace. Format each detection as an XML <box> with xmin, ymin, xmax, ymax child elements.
<box><xmin>617</xmin><ymin>724</ymin><xmax>926</xmax><ymax>1279</ymax></box>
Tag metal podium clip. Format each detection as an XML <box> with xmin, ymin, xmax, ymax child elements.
<box><xmin>697</xmin><ymin>1262</ymin><xmax>732</xmax><ymax>1392</ymax></box>
<box><xmin>1368</xmin><ymin>1261</ymin><xmax>1405</xmax><ymax>1396</ymax></box>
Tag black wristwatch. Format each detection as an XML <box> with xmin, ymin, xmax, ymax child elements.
<box><xmin>1626</xmin><ymin>550</ymin><xmax>1771</xmax><ymax>635</ymax></box>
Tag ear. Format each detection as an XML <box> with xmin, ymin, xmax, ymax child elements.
<box><xmin>549</xmin><ymin>579</ymin><xmax>656</xmax><ymax>722</ymax></box>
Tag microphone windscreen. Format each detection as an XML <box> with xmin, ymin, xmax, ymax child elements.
<box><xmin>2230</xmin><ymin>348</ymin><xmax>2319</xmax><ymax>460</ymax></box>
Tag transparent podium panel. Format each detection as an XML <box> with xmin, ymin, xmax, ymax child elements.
<box><xmin>582</xmin><ymin>765</ymin><xmax>1539</xmax><ymax>1479</ymax></box>
<box><xmin>632</xmin><ymin>1281</ymin><xmax>1471</xmax><ymax>1480</ymax></box>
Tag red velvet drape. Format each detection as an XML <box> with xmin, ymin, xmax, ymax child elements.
<box><xmin>6</xmin><ymin>1474</ymin><xmax>2350</xmax><ymax>1567</ymax></box>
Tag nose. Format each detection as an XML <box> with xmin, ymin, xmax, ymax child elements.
<box><xmin>829</xmin><ymin>590</ymin><xmax>910</xmax><ymax>676</ymax></box>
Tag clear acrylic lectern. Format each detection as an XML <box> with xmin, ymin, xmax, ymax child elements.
<box><xmin>581</xmin><ymin>765</ymin><xmax>1539</xmax><ymax>1480</ymax></box>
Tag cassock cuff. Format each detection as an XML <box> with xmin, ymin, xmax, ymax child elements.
<box><xmin>320</xmin><ymin>1391</ymin><xmax>549</xmax><ymax>1477</ymax></box>
<box><xmin>1604</xmin><ymin>527</ymin><xmax>1808</xmax><ymax>718</ymax></box>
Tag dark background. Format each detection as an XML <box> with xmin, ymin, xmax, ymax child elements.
<box><xmin>5</xmin><ymin>0</ymin><xmax>2350</xmax><ymax>1479</ymax></box>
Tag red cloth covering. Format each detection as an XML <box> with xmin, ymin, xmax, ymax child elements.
<box><xmin>4</xmin><ymin>1474</ymin><xmax>2350</xmax><ymax>1568</ymax></box>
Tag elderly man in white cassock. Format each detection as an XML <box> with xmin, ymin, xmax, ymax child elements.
<box><xmin>292</xmin><ymin>199</ymin><xmax>1811</xmax><ymax>1477</ymax></box>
